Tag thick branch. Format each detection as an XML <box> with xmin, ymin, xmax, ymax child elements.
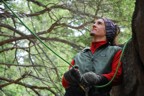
<box><xmin>0</xmin><ymin>23</ymin><xmax>27</xmax><ymax>36</ymax></box>
<box><xmin>0</xmin><ymin>3</ymin><xmax>95</xmax><ymax>19</ymax></box>
<box><xmin>0</xmin><ymin>72</ymin><xmax>30</xmax><ymax>88</ymax></box>
<box><xmin>60</xmin><ymin>20</ymin><xmax>93</xmax><ymax>29</ymax></box>
<box><xmin>0</xmin><ymin>63</ymin><xmax>47</xmax><ymax>68</ymax></box>
<box><xmin>0</xmin><ymin>36</ymin><xmax>83</xmax><ymax>50</ymax></box>
<box><xmin>27</xmin><ymin>0</ymin><xmax>46</xmax><ymax>7</ymax></box>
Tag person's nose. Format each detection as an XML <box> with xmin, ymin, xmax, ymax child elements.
<box><xmin>93</xmin><ymin>23</ymin><xmax>97</xmax><ymax>29</ymax></box>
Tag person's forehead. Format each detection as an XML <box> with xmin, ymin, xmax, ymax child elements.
<box><xmin>95</xmin><ymin>18</ymin><xmax>104</xmax><ymax>22</ymax></box>
<box><xmin>94</xmin><ymin>19</ymin><xmax>105</xmax><ymax>24</ymax></box>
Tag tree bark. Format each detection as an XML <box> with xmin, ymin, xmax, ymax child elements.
<box><xmin>111</xmin><ymin>0</ymin><xmax>144</xmax><ymax>96</ymax></box>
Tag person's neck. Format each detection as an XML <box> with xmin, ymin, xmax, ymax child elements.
<box><xmin>91</xmin><ymin>36</ymin><xmax>106</xmax><ymax>42</ymax></box>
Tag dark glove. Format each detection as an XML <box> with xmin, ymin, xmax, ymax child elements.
<box><xmin>64</xmin><ymin>66</ymin><xmax>81</xmax><ymax>85</ymax></box>
<box><xmin>80</xmin><ymin>72</ymin><xmax>103</xmax><ymax>87</ymax></box>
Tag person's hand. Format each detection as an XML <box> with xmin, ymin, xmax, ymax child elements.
<box><xmin>80</xmin><ymin>72</ymin><xmax>102</xmax><ymax>87</ymax></box>
<box><xmin>63</xmin><ymin>65</ymin><xmax>81</xmax><ymax>85</ymax></box>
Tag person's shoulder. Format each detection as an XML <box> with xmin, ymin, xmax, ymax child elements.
<box><xmin>108</xmin><ymin>45</ymin><xmax>122</xmax><ymax>51</ymax></box>
<box><xmin>81</xmin><ymin>47</ymin><xmax>90</xmax><ymax>52</ymax></box>
<box><xmin>75</xmin><ymin>47</ymin><xmax>90</xmax><ymax>55</ymax></box>
<box><xmin>74</xmin><ymin>47</ymin><xmax>90</xmax><ymax>59</ymax></box>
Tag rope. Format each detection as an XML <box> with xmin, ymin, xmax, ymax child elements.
<box><xmin>2</xmin><ymin>0</ymin><xmax>131</xmax><ymax>88</ymax></box>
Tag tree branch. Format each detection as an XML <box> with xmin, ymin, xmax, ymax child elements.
<box><xmin>0</xmin><ymin>72</ymin><xmax>30</xmax><ymax>88</ymax></box>
<box><xmin>0</xmin><ymin>36</ymin><xmax>83</xmax><ymax>50</ymax></box>
<box><xmin>0</xmin><ymin>23</ymin><xmax>26</xmax><ymax>36</ymax></box>
<box><xmin>0</xmin><ymin>63</ymin><xmax>47</xmax><ymax>68</ymax></box>
<box><xmin>0</xmin><ymin>73</ymin><xmax>57</xmax><ymax>95</ymax></box>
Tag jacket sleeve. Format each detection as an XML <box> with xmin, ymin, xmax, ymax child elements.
<box><xmin>102</xmin><ymin>50</ymin><xmax>122</xmax><ymax>85</ymax></box>
<box><xmin>62</xmin><ymin>60</ymin><xmax>75</xmax><ymax>88</ymax></box>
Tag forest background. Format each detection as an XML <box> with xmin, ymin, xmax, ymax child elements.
<box><xmin>0</xmin><ymin>0</ymin><xmax>134</xmax><ymax>96</ymax></box>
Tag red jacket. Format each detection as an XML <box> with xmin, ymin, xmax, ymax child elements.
<box><xmin>62</xmin><ymin>41</ymin><xmax>122</xmax><ymax>88</ymax></box>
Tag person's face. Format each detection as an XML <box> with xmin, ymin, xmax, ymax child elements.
<box><xmin>90</xmin><ymin>19</ymin><xmax>106</xmax><ymax>37</ymax></box>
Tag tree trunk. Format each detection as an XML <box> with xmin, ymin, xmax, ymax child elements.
<box><xmin>111</xmin><ymin>0</ymin><xmax>144</xmax><ymax>96</ymax></box>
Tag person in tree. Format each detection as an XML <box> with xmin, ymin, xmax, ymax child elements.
<box><xmin>62</xmin><ymin>18</ymin><xmax>122</xmax><ymax>96</ymax></box>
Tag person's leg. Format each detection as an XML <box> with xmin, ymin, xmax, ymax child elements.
<box><xmin>88</xmin><ymin>87</ymin><xmax>99</xmax><ymax>96</ymax></box>
<box><xmin>88</xmin><ymin>87</ymin><xmax>110</xmax><ymax>96</ymax></box>
<box><xmin>64</xmin><ymin>86</ymin><xmax>85</xmax><ymax>96</ymax></box>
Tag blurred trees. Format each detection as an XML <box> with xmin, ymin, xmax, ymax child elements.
<box><xmin>0</xmin><ymin>0</ymin><xmax>134</xmax><ymax>96</ymax></box>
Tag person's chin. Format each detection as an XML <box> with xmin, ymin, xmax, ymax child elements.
<box><xmin>90</xmin><ymin>32</ymin><xmax>96</xmax><ymax>36</ymax></box>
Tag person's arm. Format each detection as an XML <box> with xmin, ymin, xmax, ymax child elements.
<box><xmin>62</xmin><ymin>60</ymin><xmax>75</xmax><ymax>88</ymax></box>
<box><xmin>102</xmin><ymin>50</ymin><xmax>122</xmax><ymax>85</ymax></box>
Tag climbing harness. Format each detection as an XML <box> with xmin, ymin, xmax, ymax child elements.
<box><xmin>2</xmin><ymin>0</ymin><xmax>131</xmax><ymax>90</ymax></box>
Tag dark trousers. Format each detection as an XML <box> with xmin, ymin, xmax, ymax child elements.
<box><xmin>64</xmin><ymin>86</ymin><xmax>110</xmax><ymax>96</ymax></box>
<box><xmin>64</xmin><ymin>86</ymin><xmax>85</xmax><ymax>96</ymax></box>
